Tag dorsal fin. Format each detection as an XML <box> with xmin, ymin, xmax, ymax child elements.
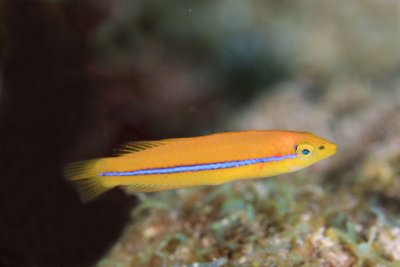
<box><xmin>113</xmin><ymin>135</ymin><xmax>192</xmax><ymax>156</ymax></box>
<box><xmin>114</xmin><ymin>140</ymin><xmax>166</xmax><ymax>155</ymax></box>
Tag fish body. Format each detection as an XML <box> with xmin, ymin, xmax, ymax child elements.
<box><xmin>66</xmin><ymin>130</ymin><xmax>337</xmax><ymax>201</ymax></box>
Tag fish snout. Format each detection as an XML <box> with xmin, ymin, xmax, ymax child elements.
<box><xmin>323</xmin><ymin>141</ymin><xmax>337</xmax><ymax>157</ymax></box>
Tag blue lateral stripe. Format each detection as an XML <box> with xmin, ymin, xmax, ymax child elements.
<box><xmin>100</xmin><ymin>154</ymin><xmax>297</xmax><ymax>177</ymax></box>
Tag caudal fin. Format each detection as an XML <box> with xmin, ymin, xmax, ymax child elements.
<box><xmin>64</xmin><ymin>159</ymin><xmax>108</xmax><ymax>202</ymax></box>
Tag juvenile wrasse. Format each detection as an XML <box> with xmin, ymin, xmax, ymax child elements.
<box><xmin>65</xmin><ymin>130</ymin><xmax>337</xmax><ymax>201</ymax></box>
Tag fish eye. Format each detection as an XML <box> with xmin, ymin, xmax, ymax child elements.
<box><xmin>296</xmin><ymin>143</ymin><xmax>315</xmax><ymax>159</ymax></box>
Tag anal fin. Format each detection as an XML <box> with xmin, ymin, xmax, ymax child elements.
<box><xmin>124</xmin><ymin>183</ymin><xmax>189</xmax><ymax>193</ymax></box>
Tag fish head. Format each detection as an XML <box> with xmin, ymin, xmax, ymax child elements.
<box><xmin>287</xmin><ymin>132</ymin><xmax>337</xmax><ymax>171</ymax></box>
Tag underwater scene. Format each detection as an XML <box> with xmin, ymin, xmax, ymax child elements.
<box><xmin>1</xmin><ymin>1</ymin><xmax>400</xmax><ymax>267</ymax></box>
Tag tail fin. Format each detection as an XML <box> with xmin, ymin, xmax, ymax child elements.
<box><xmin>64</xmin><ymin>159</ymin><xmax>108</xmax><ymax>202</ymax></box>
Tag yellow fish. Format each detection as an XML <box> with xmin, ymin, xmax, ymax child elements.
<box><xmin>65</xmin><ymin>130</ymin><xmax>337</xmax><ymax>201</ymax></box>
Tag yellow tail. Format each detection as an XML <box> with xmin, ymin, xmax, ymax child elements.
<box><xmin>64</xmin><ymin>159</ymin><xmax>108</xmax><ymax>202</ymax></box>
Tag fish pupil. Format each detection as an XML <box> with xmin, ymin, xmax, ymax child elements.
<box><xmin>301</xmin><ymin>149</ymin><xmax>311</xmax><ymax>155</ymax></box>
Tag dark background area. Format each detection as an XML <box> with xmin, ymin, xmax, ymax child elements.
<box><xmin>0</xmin><ymin>2</ymin><xmax>138</xmax><ymax>266</ymax></box>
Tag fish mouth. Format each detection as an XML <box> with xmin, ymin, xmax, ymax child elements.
<box><xmin>331</xmin><ymin>143</ymin><xmax>337</xmax><ymax>154</ymax></box>
<box><xmin>317</xmin><ymin>139</ymin><xmax>337</xmax><ymax>158</ymax></box>
<box><xmin>325</xmin><ymin>142</ymin><xmax>337</xmax><ymax>157</ymax></box>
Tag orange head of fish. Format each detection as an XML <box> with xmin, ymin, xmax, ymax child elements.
<box><xmin>264</xmin><ymin>131</ymin><xmax>337</xmax><ymax>173</ymax></box>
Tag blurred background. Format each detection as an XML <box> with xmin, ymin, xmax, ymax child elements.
<box><xmin>0</xmin><ymin>0</ymin><xmax>400</xmax><ymax>266</ymax></box>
